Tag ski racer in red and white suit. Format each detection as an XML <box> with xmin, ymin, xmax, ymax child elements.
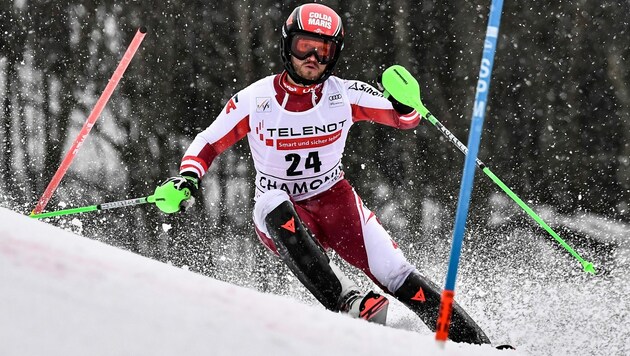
<box><xmin>180</xmin><ymin>72</ymin><xmax>420</xmax><ymax>294</ymax></box>
<box><xmin>160</xmin><ymin>2</ymin><xmax>490</xmax><ymax>344</ymax></box>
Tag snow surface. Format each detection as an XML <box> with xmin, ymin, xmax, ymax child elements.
<box><xmin>0</xmin><ymin>207</ymin><xmax>515</xmax><ymax>356</ymax></box>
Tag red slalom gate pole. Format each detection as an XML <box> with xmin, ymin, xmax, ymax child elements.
<box><xmin>435</xmin><ymin>290</ymin><xmax>455</xmax><ymax>343</ymax></box>
<box><xmin>32</xmin><ymin>27</ymin><xmax>147</xmax><ymax>215</ymax></box>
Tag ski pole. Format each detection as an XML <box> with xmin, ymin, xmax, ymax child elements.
<box><xmin>30</xmin><ymin>195</ymin><xmax>156</xmax><ymax>219</ymax></box>
<box><xmin>426</xmin><ymin>117</ymin><xmax>596</xmax><ymax>275</ymax></box>
<box><xmin>380</xmin><ymin>81</ymin><xmax>595</xmax><ymax>271</ymax></box>
<box><xmin>32</xmin><ymin>27</ymin><xmax>147</xmax><ymax>215</ymax></box>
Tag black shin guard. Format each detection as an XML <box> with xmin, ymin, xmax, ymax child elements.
<box><xmin>265</xmin><ymin>201</ymin><xmax>342</xmax><ymax>311</ymax></box>
<box><xmin>393</xmin><ymin>272</ymin><xmax>490</xmax><ymax>344</ymax></box>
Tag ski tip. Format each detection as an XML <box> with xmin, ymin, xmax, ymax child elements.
<box><xmin>495</xmin><ymin>344</ymin><xmax>516</xmax><ymax>350</ymax></box>
<box><xmin>139</xmin><ymin>26</ymin><xmax>148</xmax><ymax>34</ymax></box>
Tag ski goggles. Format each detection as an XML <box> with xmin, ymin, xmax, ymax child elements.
<box><xmin>290</xmin><ymin>33</ymin><xmax>338</xmax><ymax>64</ymax></box>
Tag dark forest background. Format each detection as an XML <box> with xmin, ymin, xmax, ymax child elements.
<box><xmin>1</xmin><ymin>0</ymin><xmax>628</xmax><ymax>291</ymax></box>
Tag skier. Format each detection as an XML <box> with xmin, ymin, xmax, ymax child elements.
<box><xmin>155</xmin><ymin>3</ymin><xmax>490</xmax><ymax>344</ymax></box>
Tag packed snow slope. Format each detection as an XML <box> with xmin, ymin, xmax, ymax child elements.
<box><xmin>0</xmin><ymin>207</ymin><xmax>513</xmax><ymax>356</ymax></box>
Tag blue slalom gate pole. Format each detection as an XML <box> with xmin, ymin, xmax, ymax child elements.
<box><xmin>435</xmin><ymin>0</ymin><xmax>505</xmax><ymax>343</ymax></box>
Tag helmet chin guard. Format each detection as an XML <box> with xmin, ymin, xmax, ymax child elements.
<box><xmin>280</xmin><ymin>3</ymin><xmax>344</xmax><ymax>85</ymax></box>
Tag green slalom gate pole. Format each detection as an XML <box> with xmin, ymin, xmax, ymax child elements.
<box><xmin>30</xmin><ymin>196</ymin><xmax>156</xmax><ymax>219</ymax></box>
<box><xmin>380</xmin><ymin>65</ymin><xmax>596</xmax><ymax>275</ymax></box>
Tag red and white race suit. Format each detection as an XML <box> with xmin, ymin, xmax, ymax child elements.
<box><xmin>180</xmin><ymin>72</ymin><xmax>421</xmax><ymax>293</ymax></box>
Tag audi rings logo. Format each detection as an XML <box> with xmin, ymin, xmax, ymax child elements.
<box><xmin>328</xmin><ymin>92</ymin><xmax>343</xmax><ymax>108</ymax></box>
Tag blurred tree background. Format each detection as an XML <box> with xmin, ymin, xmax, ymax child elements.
<box><xmin>1</xmin><ymin>0</ymin><xmax>628</xmax><ymax>291</ymax></box>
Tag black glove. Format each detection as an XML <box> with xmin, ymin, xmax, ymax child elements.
<box><xmin>377</xmin><ymin>73</ymin><xmax>415</xmax><ymax>115</ymax></box>
<box><xmin>179</xmin><ymin>171</ymin><xmax>200</xmax><ymax>196</ymax></box>
<box><xmin>178</xmin><ymin>172</ymin><xmax>200</xmax><ymax>211</ymax></box>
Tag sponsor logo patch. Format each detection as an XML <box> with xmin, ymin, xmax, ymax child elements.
<box><xmin>281</xmin><ymin>217</ymin><xmax>296</xmax><ymax>233</ymax></box>
<box><xmin>256</xmin><ymin>97</ymin><xmax>272</xmax><ymax>113</ymax></box>
<box><xmin>328</xmin><ymin>92</ymin><xmax>343</xmax><ymax>107</ymax></box>
<box><xmin>348</xmin><ymin>82</ymin><xmax>383</xmax><ymax>97</ymax></box>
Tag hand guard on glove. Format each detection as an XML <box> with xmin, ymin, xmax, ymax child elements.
<box><xmin>153</xmin><ymin>173</ymin><xmax>199</xmax><ymax>213</ymax></box>
<box><xmin>377</xmin><ymin>73</ymin><xmax>415</xmax><ymax>115</ymax></box>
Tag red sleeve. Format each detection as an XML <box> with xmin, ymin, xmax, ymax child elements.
<box><xmin>351</xmin><ymin>104</ymin><xmax>420</xmax><ymax>130</ymax></box>
<box><xmin>180</xmin><ymin>94</ymin><xmax>250</xmax><ymax>178</ymax></box>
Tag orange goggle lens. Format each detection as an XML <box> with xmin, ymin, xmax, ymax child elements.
<box><xmin>290</xmin><ymin>34</ymin><xmax>337</xmax><ymax>64</ymax></box>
